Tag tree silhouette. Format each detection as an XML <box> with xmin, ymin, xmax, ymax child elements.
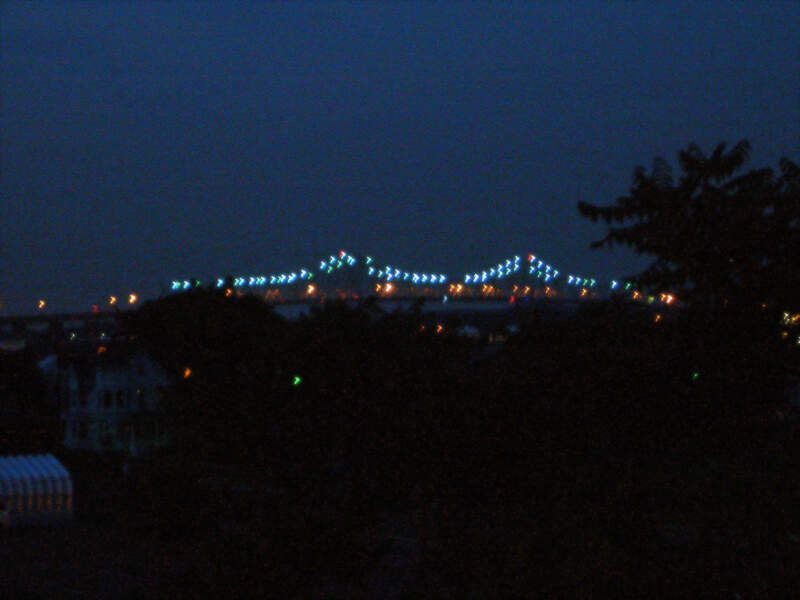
<box><xmin>578</xmin><ymin>141</ymin><xmax>799</xmax><ymax>312</ymax></box>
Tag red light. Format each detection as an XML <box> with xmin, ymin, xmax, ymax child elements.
<box><xmin>339</xmin><ymin>250</ymin><xmax>345</xmax><ymax>258</ymax></box>
<box><xmin>527</xmin><ymin>254</ymin><xmax>534</xmax><ymax>262</ymax></box>
<box><xmin>509</xmin><ymin>295</ymin><xmax>516</xmax><ymax>304</ymax></box>
<box><xmin>92</xmin><ymin>305</ymin><xmax>99</xmax><ymax>313</ymax></box>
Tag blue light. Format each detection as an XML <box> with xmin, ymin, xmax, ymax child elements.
<box><xmin>465</xmin><ymin>274</ymin><xmax>472</xmax><ymax>283</ymax></box>
<box><xmin>366</xmin><ymin>256</ymin><xmax>373</xmax><ymax>265</ymax></box>
<box><xmin>368</xmin><ymin>266</ymin><xmax>375</xmax><ymax>276</ymax></box>
<box><xmin>611</xmin><ymin>280</ymin><xmax>618</xmax><ymax>289</ymax></box>
<box><xmin>216</xmin><ymin>279</ymin><xmax>224</xmax><ymax>288</ymax></box>
<box><xmin>403</xmin><ymin>272</ymin><xmax>410</xmax><ymax>280</ymax></box>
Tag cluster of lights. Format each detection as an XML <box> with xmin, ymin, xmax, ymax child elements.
<box><xmin>525</xmin><ymin>254</ymin><xmax>559</xmax><ymax>283</ymax></box>
<box><xmin>171</xmin><ymin>279</ymin><xmax>203</xmax><ymax>291</ymax></box>
<box><xmin>464</xmin><ymin>255</ymin><xmax>524</xmax><ymax>284</ymax></box>
<box><xmin>226</xmin><ymin>267</ymin><xmax>314</xmax><ymax>288</ymax></box>
<box><xmin>367</xmin><ymin>258</ymin><xmax>446</xmax><ymax>286</ymax></box>
<box><xmin>163</xmin><ymin>247</ymin><xmax>685</xmax><ymax>307</ymax></box>
<box><xmin>319</xmin><ymin>250</ymin><xmax>357</xmax><ymax>275</ymax></box>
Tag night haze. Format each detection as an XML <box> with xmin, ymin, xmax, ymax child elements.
<box><xmin>2</xmin><ymin>2</ymin><xmax>798</xmax><ymax>314</ymax></box>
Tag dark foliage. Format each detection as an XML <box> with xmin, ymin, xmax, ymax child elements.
<box><xmin>578</xmin><ymin>141</ymin><xmax>800</xmax><ymax>313</ymax></box>
<box><xmin>107</xmin><ymin>286</ymin><xmax>800</xmax><ymax>596</ymax></box>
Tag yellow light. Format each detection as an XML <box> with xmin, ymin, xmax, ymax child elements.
<box><xmin>183</xmin><ymin>367</ymin><xmax>192</xmax><ymax>379</ymax></box>
<box><xmin>654</xmin><ymin>313</ymin><xmax>662</xmax><ymax>323</ymax></box>
<box><xmin>225</xmin><ymin>288</ymin><xmax>233</xmax><ymax>297</ymax></box>
<box><xmin>436</xmin><ymin>324</ymin><xmax>443</xmax><ymax>334</ymax></box>
<box><xmin>781</xmin><ymin>331</ymin><xmax>789</xmax><ymax>339</ymax></box>
<box><xmin>128</xmin><ymin>294</ymin><xmax>138</xmax><ymax>304</ymax></box>
<box><xmin>580</xmin><ymin>288</ymin><xmax>588</xmax><ymax>297</ymax></box>
<box><xmin>97</xmin><ymin>346</ymin><xmax>107</xmax><ymax>354</ymax></box>
<box><xmin>37</xmin><ymin>299</ymin><xmax>46</xmax><ymax>309</ymax></box>
<box><xmin>375</xmin><ymin>284</ymin><xmax>382</xmax><ymax>292</ymax></box>
<box><xmin>632</xmin><ymin>291</ymin><xmax>641</xmax><ymax>300</ymax></box>
<box><xmin>385</xmin><ymin>283</ymin><xmax>393</xmax><ymax>293</ymax></box>
<box><xmin>523</xmin><ymin>286</ymin><xmax>530</xmax><ymax>295</ymax></box>
<box><xmin>109</xmin><ymin>296</ymin><xmax>117</xmax><ymax>305</ymax></box>
<box><xmin>306</xmin><ymin>284</ymin><xmax>316</xmax><ymax>295</ymax></box>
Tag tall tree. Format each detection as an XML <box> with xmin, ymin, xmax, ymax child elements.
<box><xmin>578</xmin><ymin>141</ymin><xmax>799</xmax><ymax>312</ymax></box>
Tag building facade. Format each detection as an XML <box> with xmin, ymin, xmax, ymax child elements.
<box><xmin>59</xmin><ymin>346</ymin><xmax>171</xmax><ymax>457</ymax></box>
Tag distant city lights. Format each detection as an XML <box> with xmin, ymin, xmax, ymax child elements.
<box><xmin>28</xmin><ymin>248</ymin><xmax>692</xmax><ymax>313</ymax></box>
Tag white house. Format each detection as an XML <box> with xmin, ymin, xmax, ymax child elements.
<box><xmin>58</xmin><ymin>345</ymin><xmax>172</xmax><ymax>457</ymax></box>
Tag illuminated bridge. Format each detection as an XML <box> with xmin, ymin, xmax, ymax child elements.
<box><xmin>167</xmin><ymin>249</ymin><xmax>677</xmax><ymax>306</ymax></box>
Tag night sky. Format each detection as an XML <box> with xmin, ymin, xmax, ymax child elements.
<box><xmin>2</xmin><ymin>2</ymin><xmax>798</xmax><ymax>315</ymax></box>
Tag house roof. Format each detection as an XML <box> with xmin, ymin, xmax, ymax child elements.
<box><xmin>57</xmin><ymin>341</ymin><xmax>169</xmax><ymax>403</ymax></box>
<box><xmin>0</xmin><ymin>453</ymin><xmax>73</xmax><ymax>498</ymax></box>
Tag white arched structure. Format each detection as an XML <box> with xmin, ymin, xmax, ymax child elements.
<box><xmin>0</xmin><ymin>454</ymin><xmax>73</xmax><ymax>527</ymax></box>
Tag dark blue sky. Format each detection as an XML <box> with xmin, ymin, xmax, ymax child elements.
<box><xmin>2</xmin><ymin>2</ymin><xmax>798</xmax><ymax>314</ymax></box>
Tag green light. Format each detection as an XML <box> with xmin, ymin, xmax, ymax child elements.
<box><xmin>292</xmin><ymin>375</ymin><xmax>302</xmax><ymax>387</ymax></box>
<box><xmin>691</xmin><ymin>372</ymin><xmax>700</xmax><ymax>381</ymax></box>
